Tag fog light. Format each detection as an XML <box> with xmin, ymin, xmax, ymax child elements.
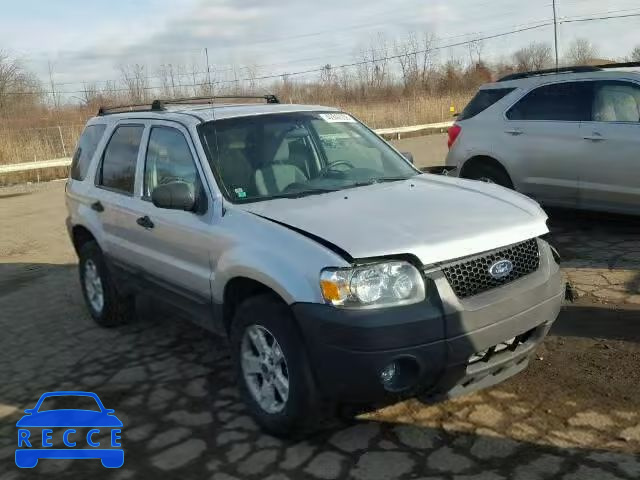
<box><xmin>380</xmin><ymin>362</ymin><xmax>398</xmax><ymax>386</ymax></box>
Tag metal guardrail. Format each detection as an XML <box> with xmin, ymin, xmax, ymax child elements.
<box><xmin>375</xmin><ymin>121</ymin><xmax>454</xmax><ymax>136</ymax></box>
<box><xmin>0</xmin><ymin>157</ymin><xmax>72</xmax><ymax>174</ymax></box>
<box><xmin>0</xmin><ymin>120</ymin><xmax>455</xmax><ymax>176</ymax></box>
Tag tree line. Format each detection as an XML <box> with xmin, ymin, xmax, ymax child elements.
<box><xmin>1</xmin><ymin>37</ymin><xmax>640</xmax><ymax>120</ymax></box>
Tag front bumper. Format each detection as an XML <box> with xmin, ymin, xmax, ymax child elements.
<box><xmin>293</xmin><ymin>240</ymin><xmax>564</xmax><ymax>403</ymax></box>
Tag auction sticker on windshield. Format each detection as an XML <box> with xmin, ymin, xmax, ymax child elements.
<box><xmin>319</xmin><ymin>113</ymin><xmax>356</xmax><ymax>123</ymax></box>
<box><xmin>15</xmin><ymin>391</ymin><xmax>124</xmax><ymax>469</ymax></box>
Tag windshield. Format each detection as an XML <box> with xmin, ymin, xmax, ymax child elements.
<box><xmin>198</xmin><ymin>111</ymin><xmax>419</xmax><ymax>202</ymax></box>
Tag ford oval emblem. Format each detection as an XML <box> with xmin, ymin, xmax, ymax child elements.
<box><xmin>489</xmin><ymin>259</ymin><xmax>513</xmax><ymax>279</ymax></box>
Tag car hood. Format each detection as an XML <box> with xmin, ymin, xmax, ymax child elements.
<box><xmin>16</xmin><ymin>410</ymin><xmax>123</xmax><ymax>427</ymax></box>
<box><xmin>237</xmin><ymin>175</ymin><xmax>548</xmax><ymax>265</ymax></box>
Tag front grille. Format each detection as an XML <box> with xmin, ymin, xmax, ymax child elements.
<box><xmin>442</xmin><ymin>238</ymin><xmax>540</xmax><ymax>298</ymax></box>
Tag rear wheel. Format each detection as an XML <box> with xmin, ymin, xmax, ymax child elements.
<box><xmin>78</xmin><ymin>241</ymin><xmax>135</xmax><ymax>327</ymax></box>
<box><xmin>463</xmin><ymin>162</ymin><xmax>513</xmax><ymax>189</ymax></box>
<box><xmin>230</xmin><ymin>294</ymin><xmax>320</xmax><ymax>437</ymax></box>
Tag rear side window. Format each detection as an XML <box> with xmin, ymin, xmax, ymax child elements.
<box><xmin>70</xmin><ymin>124</ymin><xmax>106</xmax><ymax>181</ymax></box>
<box><xmin>592</xmin><ymin>81</ymin><xmax>640</xmax><ymax>122</ymax></box>
<box><xmin>97</xmin><ymin>125</ymin><xmax>144</xmax><ymax>194</ymax></box>
<box><xmin>507</xmin><ymin>82</ymin><xmax>593</xmax><ymax>121</ymax></box>
<box><xmin>458</xmin><ymin>88</ymin><xmax>515</xmax><ymax>120</ymax></box>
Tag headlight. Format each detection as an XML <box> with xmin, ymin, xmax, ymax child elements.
<box><xmin>320</xmin><ymin>261</ymin><xmax>426</xmax><ymax>308</ymax></box>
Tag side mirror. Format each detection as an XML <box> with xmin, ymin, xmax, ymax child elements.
<box><xmin>401</xmin><ymin>152</ymin><xmax>414</xmax><ymax>164</ymax></box>
<box><xmin>104</xmin><ymin>409</ymin><xmax>115</xmax><ymax>415</ymax></box>
<box><xmin>24</xmin><ymin>409</ymin><xmax>35</xmax><ymax>414</ymax></box>
<box><xmin>151</xmin><ymin>182</ymin><xmax>196</xmax><ymax>211</ymax></box>
<box><xmin>452</xmin><ymin>112</ymin><xmax>459</xmax><ymax>117</ymax></box>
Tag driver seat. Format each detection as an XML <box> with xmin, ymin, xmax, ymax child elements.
<box><xmin>254</xmin><ymin>164</ymin><xmax>307</xmax><ymax>196</ymax></box>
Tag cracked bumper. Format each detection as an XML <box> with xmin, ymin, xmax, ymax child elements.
<box><xmin>293</xmin><ymin>240</ymin><xmax>564</xmax><ymax>403</ymax></box>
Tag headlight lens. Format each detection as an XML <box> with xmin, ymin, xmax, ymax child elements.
<box><xmin>320</xmin><ymin>261</ymin><xmax>426</xmax><ymax>308</ymax></box>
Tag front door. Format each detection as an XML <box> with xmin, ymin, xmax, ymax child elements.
<box><xmin>502</xmin><ymin>81</ymin><xmax>593</xmax><ymax>207</ymax></box>
<box><xmin>120</xmin><ymin>121</ymin><xmax>214</xmax><ymax>309</ymax></box>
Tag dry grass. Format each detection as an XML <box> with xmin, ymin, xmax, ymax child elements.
<box><xmin>336</xmin><ymin>92</ymin><xmax>473</xmax><ymax>129</ymax></box>
<box><xmin>0</xmin><ymin>92</ymin><xmax>472</xmax><ymax>186</ymax></box>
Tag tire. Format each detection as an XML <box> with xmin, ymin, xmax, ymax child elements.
<box><xmin>78</xmin><ymin>241</ymin><xmax>135</xmax><ymax>327</ymax></box>
<box><xmin>464</xmin><ymin>162</ymin><xmax>513</xmax><ymax>189</ymax></box>
<box><xmin>230</xmin><ymin>294</ymin><xmax>320</xmax><ymax>437</ymax></box>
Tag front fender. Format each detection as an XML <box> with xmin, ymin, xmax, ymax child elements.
<box><xmin>213</xmin><ymin>246</ymin><xmax>325</xmax><ymax>305</ymax></box>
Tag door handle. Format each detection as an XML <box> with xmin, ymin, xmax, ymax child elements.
<box><xmin>90</xmin><ymin>201</ymin><xmax>104</xmax><ymax>212</ymax></box>
<box><xmin>583</xmin><ymin>133</ymin><xmax>605</xmax><ymax>141</ymax></box>
<box><xmin>136</xmin><ymin>216</ymin><xmax>154</xmax><ymax>229</ymax></box>
<box><xmin>505</xmin><ymin>128</ymin><xmax>523</xmax><ymax>136</ymax></box>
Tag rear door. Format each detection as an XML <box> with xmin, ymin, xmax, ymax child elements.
<box><xmin>501</xmin><ymin>81</ymin><xmax>593</xmax><ymax>207</ymax></box>
<box><xmin>578</xmin><ymin>79</ymin><xmax>640</xmax><ymax>213</ymax></box>
<box><xmin>93</xmin><ymin>123</ymin><xmax>146</xmax><ymax>263</ymax></box>
<box><xmin>119</xmin><ymin>121</ymin><xmax>214</xmax><ymax>308</ymax></box>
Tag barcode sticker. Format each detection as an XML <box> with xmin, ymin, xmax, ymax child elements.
<box><xmin>319</xmin><ymin>113</ymin><xmax>356</xmax><ymax>123</ymax></box>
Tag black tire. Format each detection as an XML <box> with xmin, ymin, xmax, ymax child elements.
<box><xmin>464</xmin><ymin>162</ymin><xmax>513</xmax><ymax>189</ymax></box>
<box><xmin>78</xmin><ymin>241</ymin><xmax>135</xmax><ymax>327</ymax></box>
<box><xmin>230</xmin><ymin>294</ymin><xmax>320</xmax><ymax>437</ymax></box>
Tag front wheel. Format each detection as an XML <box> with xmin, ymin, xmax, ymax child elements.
<box><xmin>463</xmin><ymin>163</ymin><xmax>513</xmax><ymax>189</ymax></box>
<box><xmin>230</xmin><ymin>294</ymin><xmax>320</xmax><ymax>437</ymax></box>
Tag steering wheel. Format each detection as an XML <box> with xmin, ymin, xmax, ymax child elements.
<box><xmin>318</xmin><ymin>160</ymin><xmax>355</xmax><ymax>177</ymax></box>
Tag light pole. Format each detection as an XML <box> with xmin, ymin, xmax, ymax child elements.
<box><xmin>553</xmin><ymin>0</ymin><xmax>559</xmax><ymax>69</ymax></box>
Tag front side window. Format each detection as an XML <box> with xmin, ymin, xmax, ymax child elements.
<box><xmin>70</xmin><ymin>124</ymin><xmax>106</xmax><ymax>181</ymax></box>
<box><xmin>506</xmin><ymin>82</ymin><xmax>593</xmax><ymax>121</ymax></box>
<box><xmin>97</xmin><ymin>125</ymin><xmax>144</xmax><ymax>194</ymax></box>
<box><xmin>592</xmin><ymin>81</ymin><xmax>640</xmax><ymax>123</ymax></box>
<box><xmin>198</xmin><ymin>112</ymin><xmax>418</xmax><ymax>202</ymax></box>
<box><xmin>144</xmin><ymin>127</ymin><xmax>199</xmax><ymax>198</ymax></box>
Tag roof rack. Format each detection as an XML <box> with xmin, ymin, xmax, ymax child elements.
<box><xmin>497</xmin><ymin>61</ymin><xmax>640</xmax><ymax>82</ymax></box>
<box><xmin>97</xmin><ymin>94</ymin><xmax>280</xmax><ymax>116</ymax></box>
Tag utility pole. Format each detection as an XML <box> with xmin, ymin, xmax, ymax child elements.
<box><xmin>553</xmin><ymin>0</ymin><xmax>559</xmax><ymax>69</ymax></box>
<box><xmin>205</xmin><ymin>48</ymin><xmax>212</xmax><ymax>96</ymax></box>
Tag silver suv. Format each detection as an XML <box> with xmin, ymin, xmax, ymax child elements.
<box><xmin>446</xmin><ymin>64</ymin><xmax>640</xmax><ymax>215</ymax></box>
<box><xmin>65</xmin><ymin>96</ymin><xmax>564</xmax><ymax>436</ymax></box>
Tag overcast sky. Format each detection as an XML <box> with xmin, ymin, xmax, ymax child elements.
<box><xmin>1</xmin><ymin>0</ymin><xmax>639</xmax><ymax>95</ymax></box>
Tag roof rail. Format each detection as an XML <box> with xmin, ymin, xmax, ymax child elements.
<box><xmin>158</xmin><ymin>95</ymin><xmax>281</xmax><ymax>106</ymax></box>
<box><xmin>497</xmin><ymin>61</ymin><xmax>640</xmax><ymax>82</ymax></box>
<box><xmin>97</xmin><ymin>94</ymin><xmax>280</xmax><ymax>116</ymax></box>
<box><xmin>497</xmin><ymin>66</ymin><xmax>602</xmax><ymax>82</ymax></box>
<box><xmin>97</xmin><ymin>100</ymin><xmax>164</xmax><ymax>116</ymax></box>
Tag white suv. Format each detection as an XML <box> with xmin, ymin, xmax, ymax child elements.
<box><xmin>445</xmin><ymin>64</ymin><xmax>640</xmax><ymax>216</ymax></box>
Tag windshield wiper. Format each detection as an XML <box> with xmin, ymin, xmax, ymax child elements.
<box><xmin>268</xmin><ymin>187</ymin><xmax>340</xmax><ymax>199</ymax></box>
<box><xmin>347</xmin><ymin>176</ymin><xmax>409</xmax><ymax>188</ymax></box>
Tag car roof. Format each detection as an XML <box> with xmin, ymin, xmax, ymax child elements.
<box><xmin>481</xmin><ymin>69</ymin><xmax>640</xmax><ymax>90</ymax></box>
<box><xmin>87</xmin><ymin>103</ymin><xmax>340</xmax><ymax>126</ymax></box>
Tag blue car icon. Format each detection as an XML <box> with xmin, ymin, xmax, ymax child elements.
<box><xmin>16</xmin><ymin>391</ymin><xmax>123</xmax><ymax>468</ymax></box>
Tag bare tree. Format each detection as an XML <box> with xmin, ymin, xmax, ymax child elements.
<box><xmin>0</xmin><ymin>50</ymin><xmax>41</xmax><ymax>113</ymax></box>
<box><xmin>512</xmin><ymin>42</ymin><xmax>553</xmax><ymax>71</ymax></box>
<box><xmin>394</xmin><ymin>31</ymin><xmax>435</xmax><ymax>92</ymax></box>
<box><xmin>565</xmin><ymin>38</ymin><xmax>599</xmax><ymax>66</ymax></box>
<box><xmin>245</xmin><ymin>63</ymin><xmax>260</xmax><ymax>94</ymax></box>
<box><xmin>630</xmin><ymin>45</ymin><xmax>640</xmax><ymax>62</ymax></box>
<box><xmin>468</xmin><ymin>39</ymin><xmax>485</xmax><ymax>66</ymax></box>
<box><xmin>119</xmin><ymin>64</ymin><xmax>149</xmax><ymax>103</ymax></box>
<box><xmin>47</xmin><ymin>61</ymin><xmax>60</xmax><ymax>110</ymax></box>
<box><xmin>355</xmin><ymin>32</ymin><xmax>390</xmax><ymax>94</ymax></box>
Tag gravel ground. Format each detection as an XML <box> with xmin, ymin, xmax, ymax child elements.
<box><xmin>0</xmin><ymin>181</ymin><xmax>638</xmax><ymax>480</ymax></box>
